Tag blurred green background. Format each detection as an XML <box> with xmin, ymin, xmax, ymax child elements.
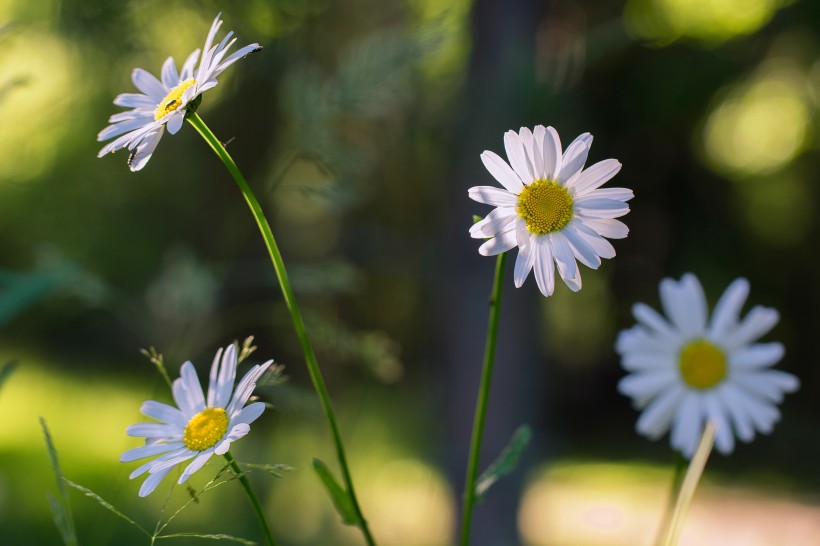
<box><xmin>2</xmin><ymin>0</ymin><xmax>819</xmax><ymax>544</ymax></box>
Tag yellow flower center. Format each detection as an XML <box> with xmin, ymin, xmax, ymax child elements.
<box><xmin>516</xmin><ymin>179</ymin><xmax>574</xmax><ymax>235</ymax></box>
<box><xmin>154</xmin><ymin>79</ymin><xmax>197</xmax><ymax>121</ymax></box>
<box><xmin>183</xmin><ymin>407</ymin><xmax>228</xmax><ymax>451</ymax></box>
<box><xmin>678</xmin><ymin>339</ymin><xmax>727</xmax><ymax>390</ymax></box>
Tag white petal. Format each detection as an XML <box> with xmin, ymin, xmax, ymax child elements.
<box><xmin>126</xmin><ymin>422</ymin><xmax>181</xmax><ymax>439</ymax></box>
<box><xmin>568</xmin><ymin>159</ymin><xmax>622</xmax><ymax>197</ymax></box>
<box><xmin>232</xmin><ymin>401</ymin><xmax>266</xmax><ymax>426</ymax></box>
<box><xmin>180</xmin><ymin>48</ymin><xmax>201</xmax><ymax>80</ymax></box>
<box><xmin>634</xmin><ymin>384</ymin><xmax>684</xmax><ymax>440</ymax></box>
<box><xmin>114</xmin><ymin>93</ymin><xmax>157</xmax><ymax>109</ymax></box>
<box><xmin>619</xmin><ymin>351</ymin><xmax>676</xmax><ymax>372</ymax></box>
<box><xmin>160</xmin><ymin>57</ymin><xmax>179</xmax><ymax>90</ymax></box>
<box><xmin>660</xmin><ymin>274</ymin><xmax>706</xmax><ymax>339</ymax></box>
<box><xmin>542</xmin><ymin>126</ymin><xmax>563</xmax><ymax>180</ymax></box>
<box><xmin>522</xmin><ymin>126</ymin><xmax>544</xmax><ymax>179</ymax></box>
<box><xmin>573</xmin><ymin>197</ymin><xmax>630</xmax><ymax>219</ymax></box>
<box><xmin>140</xmin><ymin>400</ymin><xmax>187</xmax><ymax>428</ymax></box>
<box><xmin>478</xmin><ymin>230</ymin><xmax>517</xmax><ymax>256</ymax></box>
<box><xmin>670</xmin><ymin>392</ymin><xmax>703</xmax><ymax>458</ymax></box>
<box><xmin>513</xmin><ymin>245</ymin><xmax>535</xmax><ymax>288</ymax></box>
<box><xmin>211</xmin><ymin>43</ymin><xmax>261</xmax><ymax>78</ymax></box>
<box><xmin>729</xmin><ymin>343</ymin><xmax>784</xmax><ymax>369</ymax></box>
<box><xmin>709</xmin><ymin>278</ymin><xmax>749</xmax><ymax>338</ymax></box>
<box><xmin>469</xmin><ymin>216</ymin><xmax>491</xmax><ymax>239</ymax></box>
<box><xmin>98</xmin><ymin>117</ymin><xmax>152</xmax><ymax>141</ymax></box>
<box><xmin>166</xmin><ymin>112</ymin><xmax>184</xmax><ymax>134</ymax></box>
<box><xmin>504</xmin><ymin>130</ymin><xmax>534</xmax><ymax>183</ymax></box>
<box><xmin>723</xmin><ymin>306</ymin><xmax>779</xmax><ymax>351</ymax></box>
<box><xmin>131</xmin><ymin>68</ymin><xmax>167</xmax><ymax>101</ymax></box>
<box><xmin>581</xmin><ymin>218</ymin><xmax>629</xmax><ymax>239</ymax></box>
<box><xmin>127</xmin><ymin>129</ymin><xmax>164</xmax><ymax>172</ymax></box>
<box><xmin>207</xmin><ymin>346</ymin><xmax>225</xmax><ymax>407</ymax></box>
<box><xmin>719</xmin><ymin>383</ymin><xmax>756</xmax><ymax>442</ymax></box>
<box><xmin>632</xmin><ymin>303</ymin><xmax>683</xmax><ymax>345</ymax></box>
<box><xmin>179</xmin><ymin>451</ymin><xmax>214</xmax><ymax>484</ymax></box>
<box><xmin>214</xmin><ymin>424</ymin><xmax>251</xmax><ymax>455</ymax></box>
<box><xmin>549</xmin><ymin>232</ymin><xmax>581</xmax><ymax>292</ymax></box>
<box><xmin>703</xmin><ymin>392</ymin><xmax>734</xmax><ymax>454</ymax></box>
<box><xmin>139</xmin><ymin>466</ymin><xmax>175</xmax><ymax>497</ymax></box>
<box><xmin>590</xmin><ymin>187</ymin><xmax>634</xmax><ymax>202</ymax></box>
<box><xmin>562</xmin><ymin>223</ymin><xmax>601</xmax><ymax>269</ymax></box>
<box><xmin>214</xmin><ymin>344</ymin><xmax>238</xmax><ymax>409</ymax></box>
<box><xmin>226</xmin><ymin>362</ymin><xmax>272</xmax><ymax>417</ymax></box>
<box><xmin>120</xmin><ymin>442</ymin><xmax>183</xmax><ymax>463</ymax></box>
<box><xmin>572</xmin><ymin>220</ymin><xmax>616</xmax><ymax>258</ymax></box>
<box><xmin>480</xmin><ymin>151</ymin><xmax>524</xmax><ymax>193</ymax></box>
<box><xmin>557</xmin><ymin>133</ymin><xmax>591</xmax><ymax>183</ymax></box>
<box><xmin>479</xmin><ymin>207</ymin><xmax>517</xmax><ymax>237</ymax></box>
<box><xmin>468</xmin><ymin>186</ymin><xmax>518</xmax><ymax>207</ymax></box>
<box><xmin>618</xmin><ymin>370</ymin><xmax>677</xmax><ymax>404</ymax></box>
<box><xmin>533</xmin><ymin>235</ymin><xmax>555</xmax><ymax>297</ymax></box>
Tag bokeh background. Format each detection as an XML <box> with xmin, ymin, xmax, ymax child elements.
<box><xmin>2</xmin><ymin>0</ymin><xmax>819</xmax><ymax>544</ymax></box>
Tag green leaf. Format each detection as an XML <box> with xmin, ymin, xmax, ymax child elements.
<box><xmin>472</xmin><ymin>215</ymin><xmax>483</xmax><ymax>225</ymax></box>
<box><xmin>312</xmin><ymin>458</ymin><xmax>360</xmax><ymax>525</ymax></box>
<box><xmin>0</xmin><ymin>359</ymin><xmax>17</xmax><ymax>394</ymax></box>
<box><xmin>41</xmin><ymin>418</ymin><xmax>78</xmax><ymax>546</ymax></box>
<box><xmin>475</xmin><ymin>424</ymin><xmax>532</xmax><ymax>501</ymax></box>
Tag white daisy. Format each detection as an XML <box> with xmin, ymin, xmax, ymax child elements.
<box><xmin>616</xmin><ymin>273</ymin><xmax>799</xmax><ymax>457</ymax></box>
<box><xmin>97</xmin><ymin>13</ymin><xmax>260</xmax><ymax>171</ymax></box>
<box><xmin>468</xmin><ymin>126</ymin><xmax>632</xmax><ymax>297</ymax></box>
<box><xmin>121</xmin><ymin>343</ymin><xmax>272</xmax><ymax>497</ymax></box>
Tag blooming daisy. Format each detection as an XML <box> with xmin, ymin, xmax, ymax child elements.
<box><xmin>616</xmin><ymin>274</ymin><xmax>799</xmax><ymax>457</ymax></box>
<box><xmin>468</xmin><ymin>126</ymin><xmax>632</xmax><ymax>297</ymax></box>
<box><xmin>97</xmin><ymin>13</ymin><xmax>260</xmax><ymax>171</ymax></box>
<box><xmin>121</xmin><ymin>343</ymin><xmax>272</xmax><ymax>497</ymax></box>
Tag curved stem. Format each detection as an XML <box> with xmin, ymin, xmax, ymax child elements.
<box><xmin>653</xmin><ymin>453</ymin><xmax>687</xmax><ymax>546</ymax></box>
<box><xmin>459</xmin><ymin>251</ymin><xmax>508</xmax><ymax>546</ymax></box>
<box><xmin>187</xmin><ymin>113</ymin><xmax>376</xmax><ymax>546</ymax></box>
<box><xmin>224</xmin><ymin>452</ymin><xmax>276</xmax><ymax>546</ymax></box>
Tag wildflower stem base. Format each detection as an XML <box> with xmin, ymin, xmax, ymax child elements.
<box><xmin>186</xmin><ymin>112</ymin><xmax>376</xmax><ymax>546</ymax></box>
<box><xmin>224</xmin><ymin>452</ymin><xmax>276</xmax><ymax>546</ymax></box>
<box><xmin>459</xmin><ymin>251</ymin><xmax>508</xmax><ymax>546</ymax></box>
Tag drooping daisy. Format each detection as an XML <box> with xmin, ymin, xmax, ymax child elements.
<box><xmin>97</xmin><ymin>13</ymin><xmax>260</xmax><ymax>171</ymax></box>
<box><xmin>616</xmin><ymin>274</ymin><xmax>799</xmax><ymax>457</ymax></box>
<box><xmin>468</xmin><ymin>126</ymin><xmax>632</xmax><ymax>297</ymax></box>
<box><xmin>121</xmin><ymin>344</ymin><xmax>272</xmax><ymax>497</ymax></box>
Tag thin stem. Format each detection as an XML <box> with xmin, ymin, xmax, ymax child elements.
<box><xmin>653</xmin><ymin>453</ymin><xmax>687</xmax><ymax>546</ymax></box>
<box><xmin>224</xmin><ymin>452</ymin><xmax>277</xmax><ymax>546</ymax></box>
<box><xmin>187</xmin><ymin>113</ymin><xmax>376</xmax><ymax>546</ymax></box>
<box><xmin>459</xmin><ymin>251</ymin><xmax>508</xmax><ymax>546</ymax></box>
<box><xmin>661</xmin><ymin>423</ymin><xmax>716</xmax><ymax>546</ymax></box>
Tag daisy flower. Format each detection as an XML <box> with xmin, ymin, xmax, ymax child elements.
<box><xmin>616</xmin><ymin>274</ymin><xmax>799</xmax><ymax>457</ymax></box>
<box><xmin>97</xmin><ymin>13</ymin><xmax>260</xmax><ymax>171</ymax></box>
<box><xmin>121</xmin><ymin>344</ymin><xmax>272</xmax><ymax>497</ymax></box>
<box><xmin>468</xmin><ymin>126</ymin><xmax>632</xmax><ymax>297</ymax></box>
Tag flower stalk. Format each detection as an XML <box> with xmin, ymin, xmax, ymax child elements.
<box><xmin>186</xmin><ymin>112</ymin><xmax>376</xmax><ymax>546</ymax></box>
<box><xmin>459</xmin><ymin>251</ymin><xmax>508</xmax><ymax>546</ymax></box>
<box><xmin>224</xmin><ymin>452</ymin><xmax>277</xmax><ymax>546</ymax></box>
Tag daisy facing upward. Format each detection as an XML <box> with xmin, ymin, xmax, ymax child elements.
<box><xmin>97</xmin><ymin>13</ymin><xmax>260</xmax><ymax>171</ymax></box>
<box><xmin>468</xmin><ymin>125</ymin><xmax>632</xmax><ymax>297</ymax></box>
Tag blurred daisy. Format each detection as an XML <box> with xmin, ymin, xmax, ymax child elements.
<box><xmin>121</xmin><ymin>344</ymin><xmax>272</xmax><ymax>497</ymax></box>
<box><xmin>468</xmin><ymin>126</ymin><xmax>632</xmax><ymax>297</ymax></box>
<box><xmin>616</xmin><ymin>274</ymin><xmax>799</xmax><ymax>457</ymax></box>
<box><xmin>97</xmin><ymin>13</ymin><xmax>260</xmax><ymax>171</ymax></box>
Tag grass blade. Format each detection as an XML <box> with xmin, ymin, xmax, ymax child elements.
<box><xmin>312</xmin><ymin>458</ymin><xmax>360</xmax><ymax>525</ymax></box>
<box><xmin>475</xmin><ymin>424</ymin><xmax>532</xmax><ymax>501</ymax></box>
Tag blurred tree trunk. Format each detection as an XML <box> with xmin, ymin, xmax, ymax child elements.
<box><xmin>438</xmin><ymin>0</ymin><xmax>550</xmax><ymax>544</ymax></box>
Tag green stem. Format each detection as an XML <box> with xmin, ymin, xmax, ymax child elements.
<box><xmin>224</xmin><ymin>452</ymin><xmax>276</xmax><ymax>546</ymax></box>
<box><xmin>653</xmin><ymin>453</ymin><xmax>687</xmax><ymax>546</ymax></box>
<box><xmin>459</xmin><ymin>251</ymin><xmax>508</xmax><ymax>546</ymax></box>
<box><xmin>187</xmin><ymin>113</ymin><xmax>376</xmax><ymax>546</ymax></box>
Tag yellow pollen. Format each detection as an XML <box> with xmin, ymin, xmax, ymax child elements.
<box><xmin>183</xmin><ymin>407</ymin><xmax>228</xmax><ymax>451</ymax></box>
<box><xmin>678</xmin><ymin>339</ymin><xmax>727</xmax><ymax>390</ymax></box>
<box><xmin>154</xmin><ymin>79</ymin><xmax>196</xmax><ymax>121</ymax></box>
<box><xmin>516</xmin><ymin>179</ymin><xmax>574</xmax><ymax>235</ymax></box>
